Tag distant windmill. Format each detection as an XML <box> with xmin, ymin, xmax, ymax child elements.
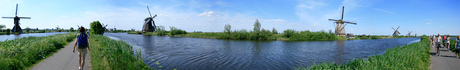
<box><xmin>391</xmin><ymin>26</ymin><xmax>400</xmax><ymax>36</ymax></box>
<box><xmin>2</xmin><ymin>4</ymin><xmax>31</xmax><ymax>34</ymax></box>
<box><xmin>102</xmin><ymin>23</ymin><xmax>108</xmax><ymax>31</ymax></box>
<box><xmin>328</xmin><ymin>6</ymin><xmax>357</xmax><ymax>36</ymax></box>
<box><xmin>142</xmin><ymin>6</ymin><xmax>157</xmax><ymax>32</ymax></box>
<box><xmin>407</xmin><ymin>30</ymin><xmax>413</xmax><ymax>37</ymax></box>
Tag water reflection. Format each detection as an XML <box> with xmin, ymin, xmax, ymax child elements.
<box><xmin>334</xmin><ymin>40</ymin><xmax>345</xmax><ymax>64</ymax></box>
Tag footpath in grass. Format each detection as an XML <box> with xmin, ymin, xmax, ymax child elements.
<box><xmin>297</xmin><ymin>36</ymin><xmax>430</xmax><ymax>70</ymax></box>
<box><xmin>31</xmin><ymin>39</ymin><xmax>91</xmax><ymax>70</ymax></box>
<box><xmin>0</xmin><ymin>33</ymin><xmax>77</xmax><ymax>70</ymax></box>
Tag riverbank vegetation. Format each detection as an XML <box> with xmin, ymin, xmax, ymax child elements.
<box><xmin>0</xmin><ymin>33</ymin><xmax>77</xmax><ymax>70</ymax></box>
<box><xmin>297</xmin><ymin>36</ymin><xmax>430</xmax><ymax>70</ymax></box>
<box><xmin>127</xmin><ymin>19</ymin><xmax>416</xmax><ymax>41</ymax></box>
<box><xmin>89</xmin><ymin>34</ymin><xmax>151</xmax><ymax>70</ymax></box>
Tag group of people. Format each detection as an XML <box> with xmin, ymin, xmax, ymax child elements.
<box><xmin>430</xmin><ymin>34</ymin><xmax>460</xmax><ymax>57</ymax></box>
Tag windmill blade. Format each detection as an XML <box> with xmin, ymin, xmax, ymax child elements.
<box><xmin>341</xmin><ymin>6</ymin><xmax>344</xmax><ymax>20</ymax></box>
<box><xmin>152</xmin><ymin>14</ymin><xmax>157</xmax><ymax>19</ymax></box>
<box><xmin>345</xmin><ymin>22</ymin><xmax>357</xmax><ymax>25</ymax></box>
<box><xmin>15</xmin><ymin>4</ymin><xmax>18</xmax><ymax>16</ymax></box>
<box><xmin>392</xmin><ymin>27</ymin><xmax>395</xmax><ymax>31</ymax></box>
<box><xmin>2</xmin><ymin>17</ymin><xmax>15</xmax><ymax>19</ymax></box>
<box><xmin>328</xmin><ymin>19</ymin><xmax>339</xmax><ymax>21</ymax></box>
<box><xmin>343</xmin><ymin>21</ymin><xmax>356</xmax><ymax>25</ymax></box>
<box><xmin>147</xmin><ymin>6</ymin><xmax>153</xmax><ymax>18</ymax></box>
<box><xmin>18</xmin><ymin>17</ymin><xmax>31</xmax><ymax>19</ymax></box>
<box><xmin>396</xmin><ymin>26</ymin><xmax>400</xmax><ymax>30</ymax></box>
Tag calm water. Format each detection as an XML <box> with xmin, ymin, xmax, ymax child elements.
<box><xmin>104</xmin><ymin>33</ymin><xmax>420</xmax><ymax>70</ymax></box>
<box><xmin>0</xmin><ymin>32</ymin><xmax>68</xmax><ymax>41</ymax></box>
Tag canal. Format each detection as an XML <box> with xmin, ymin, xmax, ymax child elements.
<box><xmin>104</xmin><ymin>33</ymin><xmax>420</xmax><ymax>70</ymax></box>
<box><xmin>0</xmin><ymin>32</ymin><xmax>68</xmax><ymax>41</ymax></box>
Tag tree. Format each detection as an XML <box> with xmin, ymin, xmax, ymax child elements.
<box><xmin>0</xmin><ymin>25</ymin><xmax>5</xmax><ymax>32</ymax></box>
<box><xmin>272</xmin><ymin>27</ymin><xmax>278</xmax><ymax>34</ymax></box>
<box><xmin>283</xmin><ymin>29</ymin><xmax>295</xmax><ymax>38</ymax></box>
<box><xmin>25</xmin><ymin>27</ymin><xmax>30</xmax><ymax>33</ymax></box>
<box><xmin>70</xmin><ymin>27</ymin><xmax>74</xmax><ymax>32</ymax></box>
<box><xmin>253</xmin><ymin>19</ymin><xmax>261</xmax><ymax>33</ymax></box>
<box><xmin>224</xmin><ymin>24</ymin><xmax>231</xmax><ymax>34</ymax></box>
<box><xmin>90</xmin><ymin>21</ymin><xmax>105</xmax><ymax>35</ymax></box>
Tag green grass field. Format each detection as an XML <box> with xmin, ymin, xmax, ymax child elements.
<box><xmin>88</xmin><ymin>34</ymin><xmax>151</xmax><ymax>70</ymax></box>
<box><xmin>0</xmin><ymin>33</ymin><xmax>77</xmax><ymax>70</ymax></box>
<box><xmin>297</xmin><ymin>36</ymin><xmax>430</xmax><ymax>70</ymax></box>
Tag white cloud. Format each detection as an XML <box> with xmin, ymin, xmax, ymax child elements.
<box><xmin>198</xmin><ymin>11</ymin><xmax>214</xmax><ymax>17</ymax></box>
<box><xmin>426</xmin><ymin>23</ymin><xmax>431</xmax><ymax>24</ymax></box>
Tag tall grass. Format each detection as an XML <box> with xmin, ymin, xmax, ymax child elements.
<box><xmin>89</xmin><ymin>34</ymin><xmax>151</xmax><ymax>70</ymax></box>
<box><xmin>0</xmin><ymin>33</ymin><xmax>77</xmax><ymax>70</ymax></box>
<box><xmin>297</xmin><ymin>36</ymin><xmax>430</xmax><ymax>70</ymax></box>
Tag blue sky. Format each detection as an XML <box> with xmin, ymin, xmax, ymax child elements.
<box><xmin>0</xmin><ymin>0</ymin><xmax>459</xmax><ymax>35</ymax></box>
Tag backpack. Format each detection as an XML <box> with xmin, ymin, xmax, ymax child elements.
<box><xmin>77</xmin><ymin>33</ymin><xmax>88</xmax><ymax>46</ymax></box>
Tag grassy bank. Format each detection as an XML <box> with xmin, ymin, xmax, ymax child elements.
<box><xmin>297</xmin><ymin>36</ymin><xmax>430</xmax><ymax>70</ymax></box>
<box><xmin>89</xmin><ymin>34</ymin><xmax>151</xmax><ymax>70</ymax></box>
<box><xmin>0</xmin><ymin>33</ymin><xmax>77</xmax><ymax>70</ymax></box>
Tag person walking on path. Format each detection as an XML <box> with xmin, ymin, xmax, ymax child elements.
<box><xmin>436</xmin><ymin>34</ymin><xmax>442</xmax><ymax>56</ymax></box>
<box><xmin>430</xmin><ymin>35</ymin><xmax>434</xmax><ymax>47</ymax></box>
<box><xmin>73</xmin><ymin>27</ymin><xmax>90</xmax><ymax>70</ymax></box>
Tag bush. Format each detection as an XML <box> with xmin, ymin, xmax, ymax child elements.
<box><xmin>231</xmin><ymin>29</ymin><xmax>249</xmax><ymax>40</ymax></box>
<box><xmin>156</xmin><ymin>26</ymin><xmax>167</xmax><ymax>36</ymax></box>
<box><xmin>90</xmin><ymin>21</ymin><xmax>105</xmax><ymax>35</ymax></box>
<box><xmin>283</xmin><ymin>29</ymin><xmax>295</xmax><ymax>38</ymax></box>
<box><xmin>170</xmin><ymin>26</ymin><xmax>186</xmax><ymax>35</ymax></box>
<box><xmin>6</xmin><ymin>28</ymin><xmax>10</xmax><ymax>34</ymax></box>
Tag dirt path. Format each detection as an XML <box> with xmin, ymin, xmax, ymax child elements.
<box><xmin>430</xmin><ymin>45</ymin><xmax>460</xmax><ymax>70</ymax></box>
<box><xmin>31</xmin><ymin>40</ymin><xmax>91</xmax><ymax>70</ymax></box>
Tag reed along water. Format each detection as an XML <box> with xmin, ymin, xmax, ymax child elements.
<box><xmin>104</xmin><ymin>33</ymin><xmax>420</xmax><ymax>70</ymax></box>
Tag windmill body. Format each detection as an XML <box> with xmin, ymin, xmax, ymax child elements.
<box><xmin>142</xmin><ymin>6</ymin><xmax>157</xmax><ymax>32</ymax></box>
<box><xmin>328</xmin><ymin>6</ymin><xmax>357</xmax><ymax>37</ymax></box>
<box><xmin>2</xmin><ymin>4</ymin><xmax>31</xmax><ymax>34</ymax></box>
<box><xmin>391</xmin><ymin>26</ymin><xmax>401</xmax><ymax>36</ymax></box>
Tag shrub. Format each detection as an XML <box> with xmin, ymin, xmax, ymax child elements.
<box><xmin>6</xmin><ymin>28</ymin><xmax>10</xmax><ymax>34</ymax></box>
<box><xmin>156</xmin><ymin>26</ymin><xmax>167</xmax><ymax>36</ymax></box>
<box><xmin>283</xmin><ymin>29</ymin><xmax>295</xmax><ymax>38</ymax></box>
<box><xmin>170</xmin><ymin>26</ymin><xmax>186</xmax><ymax>35</ymax></box>
<box><xmin>90</xmin><ymin>21</ymin><xmax>105</xmax><ymax>35</ymax></box>
<box><xmin>224</xmin><ymin>24</ymin><xmax>231</xmax><ymax>35</ymax></box>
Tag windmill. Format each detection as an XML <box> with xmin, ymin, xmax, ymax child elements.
<box><xmin>391</xmin><ymin>26</ymin><xmax>400</xmax><ymax>36</ymax></box>
<box><xmin>142</xmin><ymin>6</ymin><xmax>157</xmax><ymax>32</ymax></box>
<box><xmin>407</xmin><ymin>30</ymin><xmax>413</xmax><ymax>37</ymax></box>
<box><xmin>2</xmin><ymin>4</ymin><xmax>31</xmax><ymax>34</ymax></box>
<box><xmin>328</xmin><ymin>6</ymin><xmax>357</xmax><ymax>36</ymax></box>
<box><xmin>102</xmin><ymin>23</ymin><xmax>108</xmax><ymax>31</ymax></box>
